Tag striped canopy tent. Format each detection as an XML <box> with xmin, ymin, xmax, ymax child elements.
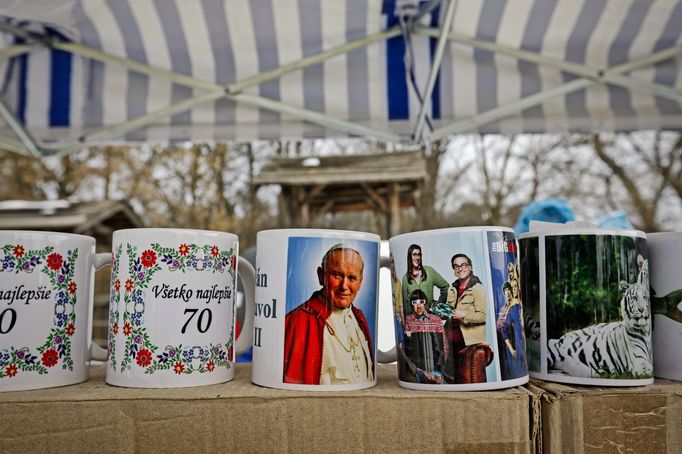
<box><xmin>0</xmin><ymin>0</ymin><xmax>681</xmax><ymax>157</ymax></box>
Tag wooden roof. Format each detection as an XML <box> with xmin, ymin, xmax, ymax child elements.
<box><xmin>0</xmin><ymin>200</ymin><xmax>143</xmax><ymax>235</ymax></box>
<box><xmin>253</xmin><ymin>150</ymin><xmax>427</xmax><ymax>187</ymax></box>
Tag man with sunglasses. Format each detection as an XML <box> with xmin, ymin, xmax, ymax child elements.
<box><xmin>403</xmin><ymin>289</ymin><xmax>446</xmax><ymax>384</ymax></box>
<box><xmin>444</xmin><ymin>254</ymin><xmax>492</xmax><ymax>384</ymax></box>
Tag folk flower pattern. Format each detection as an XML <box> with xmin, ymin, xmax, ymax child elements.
<box><xmin>5</xmin><ymin>364</ymin><xmax>18</xmax><ymax>377</ymax></box>
<box><xmin>47</xmin><ymin>253</ymin><xmax>64</xmax><ymax>271</ymax></box>
<box><xmin>108</xmin><ymin>245</ymin><xmax>123</xmax><ymax>369</ymax></box>
<box><xmin>117</xmin><ymin>243</ymin><xmax>235</xmax><ymax>375</ymax></box>
<box><xmin>140</xmin><ymin>250</ymin><xmax>157</xmax><ymax>268</ymax></box>
<box><xmin>0</xmin><ymin>245</ymin><xmax>79</xmax><ymax>379</ymax></box>
<box><xmin>41</xmin><ymin>349</ymin><xmax>59</xmax><ymax>367</ymax></box>
<box><xmin>135</xmin><ymin>348</ymin><xmax>153</xmax><ymax>367</ymax></box>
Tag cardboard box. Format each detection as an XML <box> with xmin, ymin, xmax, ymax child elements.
<box><xmin>533</xmin><ymin>379</ymin><xmax>682</xmax><ymax>454</ymax></box>
<box><xmin>0</xmin><ymin>364</ymin><xmax>539</xmax><ymax>453</ymax></box>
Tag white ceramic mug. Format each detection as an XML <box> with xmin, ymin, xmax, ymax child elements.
<box><xmin>519</xmin><ymin>221</ymin><xmax>652</xmax><ymax>386</ymax></box>
<box><xmin>648</xmin><ymin>232</ymin><xmax>682</xmax><ymax>381</ymax></box>
<box><xmin>0</xmin><ymin>231</ymin><xmax>108</xmax><ymax>392</ymax></box>
<box><xmin>388</xmin><ymin>227</ymin><xmax>529</xmax><ymax>391</ymax></box>
<box><xmin>105</xmin><ymin>228</ymin><xmax>254</xmax><ymax>388</ymax></box>
<box><xmin>251</xmin><ymin>229</ymin><xmax>381</xmax><ymax>391</ymax></box>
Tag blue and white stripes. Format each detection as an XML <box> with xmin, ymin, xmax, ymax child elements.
<box><xmin>0</xmin><ymin>0</ymin><xmax>680</xmax><ymax>145</ymax></box>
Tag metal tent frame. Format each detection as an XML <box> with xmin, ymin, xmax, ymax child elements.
<box><xmin>0</xmin><ymin>0</ymin><xmax>681</xmax><ymax>158</ymax></box>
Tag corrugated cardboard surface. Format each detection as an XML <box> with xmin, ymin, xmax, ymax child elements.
<box><xmin>0</xmin><ymin>364</ymin><xmax>537</xmax><ymax>454</ymax></box>
<box><xmin>533</xmin><ymin>379</ymin><xmax>682</xmax><ymax>454</ymax></box>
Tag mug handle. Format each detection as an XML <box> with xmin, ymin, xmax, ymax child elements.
<box><xmin>377</xmin><ymin>254</ymin><xmax>398</xmax><ymax>363</ymax></box>
<box><xmin>235</xmin><ymin>256</ymin><xmax>256</xmax><ymax>356</ymax></box>
<box><xmin>88</xmin><ymin>252</ymin><xmax>111</xmax><ymax>362</ymax></box>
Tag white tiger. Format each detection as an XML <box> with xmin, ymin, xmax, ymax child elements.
<box><xmin>524</xmin><ymin>312</ymin><xmax>540</xmax><ymax>341</ymax></box>
<box><xmin>547</xmin><ymin>278</ymin><xmax>652</xmax><ymax>379</ymax></box>
<box><xmin>636</xmin><ymin>254</ymin><xmax>648</xmax><ymax>288</ymax></box>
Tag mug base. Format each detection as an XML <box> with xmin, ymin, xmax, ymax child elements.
<box><xmin>250</xmin><ymin>378</ymin><xmax>377</xmax><ymax>392</ymax></box>
<box><xmin>0</xmin><ymin>373</ymin><xmax>89</xmax><ymax>393</ymax></box>
<box><xmin>106</xmin><ymin>369</ymin><xmax>234</xmax><ymax>388</ymax></box>
<box><xmin>530</xmin><ymin>371</ymin><xmax>654</xmax><ymax>387</ymax></box>
<box><xmin>398</xmin><ymin>375</ymin><xmax>528</xmax><ymax>391</ymax></box>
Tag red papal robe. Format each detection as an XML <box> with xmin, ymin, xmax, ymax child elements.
<box><xmin>283</xmin><ymin>290</ymin><xmax>374</xmax><ymax>384</ymax></box>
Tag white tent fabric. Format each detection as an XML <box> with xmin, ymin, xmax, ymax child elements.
<box><xmin>0</xmin><ymin>0</ymin><xmax>681</xmax><ymax>154</ymax></box>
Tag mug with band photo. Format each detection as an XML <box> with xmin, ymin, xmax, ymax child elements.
<box><xmin>388</xmin><ymin>226</ymin><xmax>528</xmax><ymax>391</ymax></box>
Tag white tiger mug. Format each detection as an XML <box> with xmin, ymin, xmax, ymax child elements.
<box><xmin>105</xmin><ymin>228</ymin><xmax>255</xmax><ymax>388</ymax></box>
<box><xmin>519</xmin><ymin>221</ymin><xmax>652</xmax><ymax>386</ymax></box>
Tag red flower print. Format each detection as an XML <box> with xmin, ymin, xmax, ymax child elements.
<box><xmin>136</xmin><ymin>348</ymin><xmax>153</xmax><ymax>367</ymax></box>
<box><xmin>114</xmin><ymin>279</ymin><xmax>121</xmax><ymax>292</ymax></box>
<box><xmin>122</xmin><ymin>322</ymin><xmax>132</xmax><ymax>337</ymax></box>
<box><xmin>206</xmin><ymin>359</ymin><xmax>216</xmax><ymax>372</ymax></box>
<box><xmin>67</xmin><ymin>281</ymin><xmax>77</xmax><ymax>294</ymax></box>
<box><xmin>210</xmin><ymin>245</ymin><xmax>220</xmax><ymax>257</ymax></box>
<box><xmin>11</xmin><ymin>245</ymin><xmax>24</xmax><ymax>258</ymax></box>
<box><xmin>173</xmin><ymin>361</ymin><xmax>186</xmax><ymax>374</ymax></box>
<box><xmin>228</xmin><ymin>345</ymin><xmax>234</xmax><ymax>361</ymax></box>
<box><xmin>5</xmin><ymin>364</ymin><xmax>18</xmax><ymax>377</ymax></box>
<box><xmin>46</xmin><ymin>252</ymin><xmax>63</xmax><ymax>271</ymax></box>
<box><xmin>65</xmin><ymin>323</ymin><xmax>76</xmax><ymax>336</ymax></box>
<box><xmin>179</xmin><ymin>244</ymin><xmax>190</xmax><ymax>256</ymax></box>
<box><xmin>140</xmin><ymin>250</ymin><xmax>157</xmax><ymax>268</ymax></box>
<box><xmin>230</xmin><ymin>255</ymin><xmax>236</xmax><ymax>271</ymax></box>
<box><xmin>112</xmin><ymin>322</ymin><xmax>119</xmax><ymax>335</ymax></box>
<box><xmin>125</xmin><ymin>279</ymin><xmax>134</xmax><ymax>292</ymax></box>
<box><xmin>41</xmin><ymin>349</ymin><xmax>59</xmax><ymax>367</ymax></box>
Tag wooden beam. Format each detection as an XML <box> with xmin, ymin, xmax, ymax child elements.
<box><xmin>389</xmin><ymin>182</ymin><xmax>401</xmax><ymax>237</ymax></box>
<box><xmin>303</xmin><ymin>184</ymin><xmax>327</xmax><ymax>205</ymax></box>
<box><xmin>312</xmin><ymin>200</ymin><xmax>335</xmax><ymax>223</ymax></box>
<box><xmin>360</xmin><ymin>183</ymin><xmax>388</xmax><ymax>213</ymax></box>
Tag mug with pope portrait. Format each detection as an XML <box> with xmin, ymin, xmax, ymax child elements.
<box><xmin>252</xmin><ymin>229</ymin><xmax>380</xmax><ymax>391</ymax></box>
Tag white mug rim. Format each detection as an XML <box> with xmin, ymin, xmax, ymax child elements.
<box><xmin>0</xmin><ymin>230</ymin><xmax>96</xmax><ymax>243</ymax></box>
<box><xmin>258</xmin><ymin>228</ymin><xmax>380</xmax><ymax>241</ymax></box>
<box><xmin>648</xmin><ymin>231</ymin><xmax>682</xmax><ymax>238</ymax></box>
<box><xmin>390</xmin><ymin>225</ymin><xmax>514</xmax><ymax>242</ymax></box>
<box><xmin>519</xmin><ymin>228</ymin><xmax>646</xmax><ymax>240</ymax></box>
<box><xmin>113</xmin><ymin>227</ymin><xmax>238</xmax><ymax>241</ymax></box>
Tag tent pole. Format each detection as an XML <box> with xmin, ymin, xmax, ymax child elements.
<box><xmin>3</xmin><ymin>26</ymin><xmax>400</xmax><ymax>96</ymax></box>
<box><xmin>0</xmin><ymin>25</ymin><xmax>406</xmax><ymax>149</ymax></box>
<box><xmin>230</xmin><ymin>28</ymin><xmax>402</xmax><ymax>92</ymax></box>
<box><xmin>51</xmin><ymin>90</ymin><xmax>403</xmax><ymax>156</ymax></box>
<box><xmin>430</xmin><ymin>44</ymin><xmax>682</xmax><ymax>140</ymax></box>
<box><xmin>0</xmin><ymin>97</ymin><xmax>43</xmax><ymax>157</ymax></box>
<box><xmin>51</xmin><ymin>90</ymin><xmax>227</xmax><ymax>156</ymax></box>
<box><xmin>0</xmin><ymin>44</ymin><xmax>40</xmax><ymax>62</ymax></box>
<box><xmin>417</xmin><ymin>27</ymin><xmax>682</xmax><ymax>103</ymax></box>
<box><xmin>413</xmin><ymin>0</ymin><xmax>458</xmax><ymax>143</ymax></box>
<box><xmin>221</xmin><ymin>93</ymin><xmax>404</xmax><ymax>143</ymax></box>
<box><xmin>0</xmin><ymin>137</ymin><xmax>32</xmax><ymax>157</ymax></box>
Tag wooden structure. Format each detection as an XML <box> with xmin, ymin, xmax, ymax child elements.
<box><xmin>0</xmin><ymin>200</ymin><xmax>143</xmax><ymax>346</ymax></box>
<box><xmin>253</xmin><ymin>151</ymin><xmax>427</xmax><ymax>236</ymax></box>
<box><xmin>0</xmin><ymin>199</ymin><xmax>143</xmax><ymax>241</ymax></box>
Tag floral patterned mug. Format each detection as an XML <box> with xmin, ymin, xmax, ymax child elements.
<box><xmin>105</xmin><ymin>228</ymin><xmax>255</xmax><ymax>388</ymax></box>
<box><xmin>0</xmin><ymin>231</ymin><xmax>109</xmax><ymax>392</ymax></box>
